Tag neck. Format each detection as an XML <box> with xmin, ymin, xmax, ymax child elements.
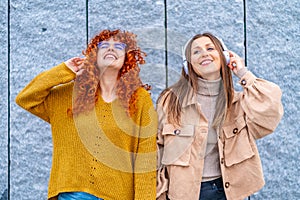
<box><xmin>99</xmin><ymin>69</ymin><xmax>119</xmax><ymax>102</ymax></box>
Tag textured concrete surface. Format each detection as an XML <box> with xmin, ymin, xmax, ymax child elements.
<box><xmin>88</xmin><ymin>0</ymin><xmax>166</xmax><ymax>103</ymax></box>
<box><xmin>247</xmin><ymin>0</ymin><xmax>300</xmax><ymax>199</ymax></box>
<box><xmin>0</xmin><ymin>1</ymin><xmax>8</xmax><ymax>200</ymax></box>
<box><xmin>2</xmin><ymin>0</ymin><xmax>300</xmax><ymax>199</ymax></box>
<box><xmin>9</xmin><ymin>1</ymin><xmax>86</xmax><ymax>199</ymax></box>
<box><xmin>166</xmin><ymin>1</ymin><xmax>245</xmax><ymax>87</ymax></box>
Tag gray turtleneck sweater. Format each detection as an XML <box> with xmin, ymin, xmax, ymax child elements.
<box><xmin>196</xmin><ymin>77</ymin><xmax>222</xmax><ymax>182</ymax></box>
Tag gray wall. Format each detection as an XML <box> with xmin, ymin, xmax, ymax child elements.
<box><xmin>1</xmin><ymin>0</ymin><xmax>299</xmax><ymax>199</ymax></box>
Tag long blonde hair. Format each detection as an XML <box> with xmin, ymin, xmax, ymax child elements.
<box><xmin>157</xmin><ymin>32</ymin><xmax>234</xmax><ymax>128</ymax></box>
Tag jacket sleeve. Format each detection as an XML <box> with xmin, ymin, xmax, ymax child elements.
<box><xmin>156</xmin><ymin>98</ymin><xmax>168</xmax><ymax>200</ymax></box>
<box><xmin>15</xmin><ymin>63</ymin><xmax>76</xmax><ymax>123</ymax></box>
<box><xmin>133</xmin><ymin>90</ymin><xmax>158</xmax><ymax>200</ymax></box>
<box><xmin>239</xmin><ymin>71</ymin><xmax>284</xmax><ymax>139</ymax></box>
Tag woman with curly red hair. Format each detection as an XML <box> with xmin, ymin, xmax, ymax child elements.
<box><xmin>16</xmin><ymin>29</ymin><xmax>157</xmax><ymax>200</ymax></box>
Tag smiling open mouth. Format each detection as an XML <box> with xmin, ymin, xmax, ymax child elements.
<box><xmin>200</xmin><ymin>59</ymin><xmax>212</xmax><ymax>65</ymax></box>
<box><xmin>104</xmin><ymin>54</ymin><xmax>117</xmax><ymax>59</ymax></box>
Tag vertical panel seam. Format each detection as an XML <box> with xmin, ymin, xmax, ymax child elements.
<box><xmin>243</xmin><ymin>0</ymin><xmax>248</xmax><ymax>67</ymax></box>
<box><xmin>7</xmin><ymin>0</ymin><xmax>11</xmax><ymax>199</ymax></box>
<box><xmin>164</xmin><ymin>0</ymin><xmax>168</xmax><ymax>88</ymax></box>
<box><xmin>86</xmin><ymin>0</ymin><xmax>89</xmax><ymax>46</ymax></box>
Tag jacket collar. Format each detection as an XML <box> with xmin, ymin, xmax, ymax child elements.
<box><xmin>181</xmin><ymin>85</ymin><xmax>240</xmax><ymax>108</ymax></box>
<box><xmin>182</xmin><ymin>89</ymin><xmax>198</xmax><ymax>108</ymax></box>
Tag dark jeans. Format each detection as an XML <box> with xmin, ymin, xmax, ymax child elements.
<box><xmin>199</xmin><ymin>177</ymin><xmax>227</xmax><ymax>200</ymax></box>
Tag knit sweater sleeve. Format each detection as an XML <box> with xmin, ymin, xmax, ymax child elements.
<box><xmin>133</xmin><ymin>89</ymin><xmax>158</xmax><ymax>200</ymax></box>
<box><xmin>15</xmin><ymin>63</ymin><xmax>76</xmax><ymax>123</ymax></box>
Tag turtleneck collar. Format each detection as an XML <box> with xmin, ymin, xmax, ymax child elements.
<box><xmin>197</xmin><ymin>77</ymin><xmax>221</xmax><ymax>96</ymax></box>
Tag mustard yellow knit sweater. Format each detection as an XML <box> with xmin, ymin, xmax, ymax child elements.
<box><xmin>15</xmin><ymin>63</ymin><xmax>157</xmax><ymax>200</ymax></box>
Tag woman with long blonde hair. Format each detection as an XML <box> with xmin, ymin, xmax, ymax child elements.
<box><xmin>156</xmin><ymin>32</ymin><xmax>283</xmax><ymax>200</ymax></box>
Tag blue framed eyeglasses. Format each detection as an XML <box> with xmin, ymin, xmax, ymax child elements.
<box><xmin>97</xmin><ymin>41</ymin><xmax>127</xmax><ymax>50</ymax></box>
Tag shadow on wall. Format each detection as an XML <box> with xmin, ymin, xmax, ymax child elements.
<box><xmin>0</xmin><ymin>189</ymin><xmax>7</xmax><ymax>200</ymax></box>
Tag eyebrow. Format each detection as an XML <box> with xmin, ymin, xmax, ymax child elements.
<box><xmin>192</xmin><ymin>43</ymin><xmax>214</xmax><ymax>49</ymax></box>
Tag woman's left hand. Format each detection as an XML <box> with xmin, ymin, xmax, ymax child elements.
<box><xmin>228</xmin><ymin>51</ymin><xmax>246</xmax><ymax>76</ymax></box>
<box><xmin>65</xmin><ymin>57</ymin><xmax>85</xmax><ymax>73</ymax></box>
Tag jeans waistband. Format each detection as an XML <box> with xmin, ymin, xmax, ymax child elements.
<box><xmin>201</xmin><ymin>177</ymin><xmax>223</xmax><ymax>189</ymax></box>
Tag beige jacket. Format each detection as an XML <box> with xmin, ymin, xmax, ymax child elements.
<box><xmin>156</xmin><ymin>71</ymin><xmax>283</xmax><ymax>200</ymax></box>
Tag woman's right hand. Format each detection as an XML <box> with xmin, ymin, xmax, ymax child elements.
<box><xmin>64</xmin><ymin>57</ymin><xmax>85</xmax><ymax>74</ymax></box>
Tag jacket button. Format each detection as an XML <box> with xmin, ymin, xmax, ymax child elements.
<box><xmin>241</xmin><ymin>79</ymin><xmax>247</xmax><ymax>85</ymax></box>
<box><xmin>233</xmin><ymin>128</ymin><xmax>238</xmax><ymax>134</ymax></box>
<box><xmin>174</xmin><ymin>129</ymin><xmax>181</xmax><ymax>135</ymax></box>
<box><xmin>225</xmin><ymin>182</ymin><xmax>230</xmax><ymax>188</ymax></box>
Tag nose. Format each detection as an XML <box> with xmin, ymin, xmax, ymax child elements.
<box><xmin>200</xmin><ymin>49</ymin><xmax>209</xmax><ymax>57</ymax></box>
<box><xmin>107</xmin><ymin>44</ymin><xmax>115</xmax><ymax>51</ymax></box>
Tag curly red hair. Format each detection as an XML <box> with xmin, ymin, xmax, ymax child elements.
<box><xmin>70</xmin><ymin>29</ymin><xmax>148</xmax><ymax>116</ymax></box>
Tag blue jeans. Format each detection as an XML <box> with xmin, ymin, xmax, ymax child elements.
<box><xmin>199</xmin><ymin>177</ymin><xmax>226</xmax><ymax>200</ymax></box>
<box><xmin>58</xmin><ymin>192</ymin><xmax>104</xmax><ymax>200</ymax></box>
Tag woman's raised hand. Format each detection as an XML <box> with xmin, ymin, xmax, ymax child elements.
<box><xmin>64</xmin><ymin>57</ymin><xmax>85</xmax><ymax>74</ymax></box>
<box><xmin>228</xmin><ymin>51</ymin><xmax>246</xmax><ymax>75</ymax></box>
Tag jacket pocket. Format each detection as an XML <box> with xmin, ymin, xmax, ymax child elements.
<box><xmin>161</xmin><ymin>124</ymin><xmax>194</xmax><ymax>166</ymax></box>
<box><xmin>222</xmin><ymin>116</ymin><xmax>255</xmax><ymax>167</ymax></box>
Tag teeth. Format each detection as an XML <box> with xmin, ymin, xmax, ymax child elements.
<box><xmin>105</xmin><ymin>54</ymin><xmax>116</xmax><ymax>59</ymax></box>
<box><xmin>201</xmin><ymin>60</ymin><xmax>212</xmax><ymax>65</ymax></box>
